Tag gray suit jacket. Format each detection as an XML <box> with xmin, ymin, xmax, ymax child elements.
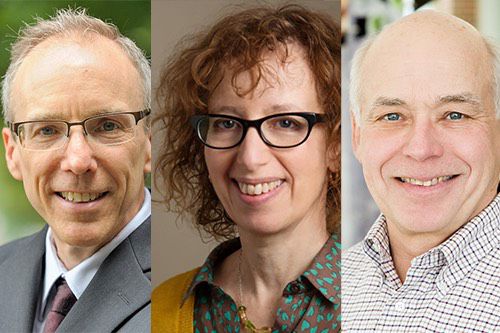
<box><xmin>0</xmin><ymin>217</ymin><xmax>151</xmax><ymax>333</ymax></box>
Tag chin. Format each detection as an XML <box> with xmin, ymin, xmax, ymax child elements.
<box><xmin>236</xmin><ymin>215</ymin><xmax>292</xmax><ymax>236</ymax></box>
<box><xmin>394</xmin><ymin>211</ymin><xmax>462</xmax><ymax>236</ymax></box>
<box><xmin>52</xmin><ymin>222</ymin><xmax>112</xmax><ymax>248</ymax></box>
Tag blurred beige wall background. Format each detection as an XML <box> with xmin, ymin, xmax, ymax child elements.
<box><xmin>151</xmin><ymin>0</ymin><xmax>341</xmax><ymax>288</ymax></box>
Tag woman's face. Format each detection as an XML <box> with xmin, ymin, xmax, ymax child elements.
<box><xmin>204</xmin><ymin>44</ymin><xmax>331</xmax><ymax>236</ymax></box>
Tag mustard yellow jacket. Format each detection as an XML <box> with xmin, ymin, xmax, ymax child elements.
<box><xmin>152</xmin><ymin>268</ymin><xmax>199</xmax><ymax>333</ymax></box>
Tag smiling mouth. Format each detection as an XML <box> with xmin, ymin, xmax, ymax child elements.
<box><xmin>57</xmin><ymin>191</ymin><xmax>106</xmax><ymax>203</ymax></box>
<box><xmin>237</xmin><ymin>180</ymin><xmax>284</xmax><ymax>196</ymax></box>
<box><xmin>398</xmin><ymin>175</ymin><xmax>455</xmax><ymax>187</ymax></box>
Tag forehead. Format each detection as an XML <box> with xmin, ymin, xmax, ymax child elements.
<box><xmin>212</xmin><ymin>43</ymin><xmax>315</xmax><ymax>100</ymax></box>
<box><xmin>10</xmin><ymin>35</ymin><xmax>142</xmax><ymax>120</ymax></box>
<box><xmin>360</xmin><ymin>14</ymin><xmax>493</xmax><ymax>111</ymax></box>
<box><xmin>208</xmin><ymin>47</ymin><xmax>318</xmax><ymax>118</ymax></box>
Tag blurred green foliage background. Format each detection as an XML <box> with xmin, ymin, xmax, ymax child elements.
<box><xmin>0</xmin><ymin>0</ymin><xmax>151</xmax><ymax>245</ymax></box>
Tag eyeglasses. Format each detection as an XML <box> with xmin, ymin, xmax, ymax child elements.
<box><xmin>190</xmin><ymin>112</ymin><xmax>326</xmax><ymax>149</ymax></box>
<box><xmin>8</xmin><ymin>109</ymin><xmax>150</xmax><ymax>151</ymax></box>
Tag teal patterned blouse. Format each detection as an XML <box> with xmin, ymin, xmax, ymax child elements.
<box><xmin>183</xmin><ymin>234</ymin><xmax>341</xmax><ymax>332</ymax></box>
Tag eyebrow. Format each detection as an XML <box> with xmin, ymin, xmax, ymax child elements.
<box><xmin>435</xmin><ymin>92</ymin><xmax>481</xmax><ymax>107</ymax></box>
<box><xmin>366</xmin><ymin>96</ymin><xmax>408</xmax><ymax>118</ymax></box>
<box><xmin>372</xmin><ymin>96</ymin><xmax>408</xmax><ymax>108</ymax></box>
<box><xmin>209</xmin><ymin>103</ymin><xmax>303</xmax><ymax>116</ymax></box>
<box><xmin>29</xmin><ymin>108</ymin><xmax>126</xmax><ymax>121</ymax></box>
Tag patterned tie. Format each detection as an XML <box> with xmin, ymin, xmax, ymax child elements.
<box><xmin>43</xmin><ymin>278</ymin><xmax>77</xmax><ymax>333</ymax></box>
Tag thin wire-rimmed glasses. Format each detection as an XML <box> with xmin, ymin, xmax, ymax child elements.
<box><xmin>7</xmin><ymin>109</ymin><xmax>150</xmax><ymax>151</ymax></box>
<box><xmin>190</xmin><ymin>112</ymin><xmax>326</xmax><ymax>149</ymax></box>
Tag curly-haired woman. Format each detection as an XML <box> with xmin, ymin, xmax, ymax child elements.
<box><xmin>152</xmin><ymin>4</ymin><xmax>341</xmax><ymax>332</ymax></box>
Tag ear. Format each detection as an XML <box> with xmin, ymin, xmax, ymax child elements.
<box><xmin>2</xmin><ymin>127</ymin><xmax>23</xmax><ymax>180</ymax></box>
<box><xmin>143</xmin><ymin>130</ymin><xmax>152</xmax><ymax>174</ymax></box>
<box><xmin>351</xmin><ymin>109</ymin><xmax>362</xmax><ymax>163</ymax></box>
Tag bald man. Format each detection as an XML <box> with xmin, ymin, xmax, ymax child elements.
<box><xmin>343</xmin><ymin>10</ymin><xmax>499</xmax><ymax>332</ymax></box>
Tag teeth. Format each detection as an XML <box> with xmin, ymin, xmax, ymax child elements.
<box><xmin>400</xmin><ymin>175</ymin><xmax>453</xmax><ymax>187</ymax></box>
<box><xmin>238</xmin><ymin>180</ymin><xmax>284</xmax><ymax>196</ymax></box>
<box><xmin>60</xmin><ymin>191</ymin><xmax>103</xmax><ymax>203</ymax></box>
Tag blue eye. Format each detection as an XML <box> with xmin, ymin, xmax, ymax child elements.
<box><xmin>40</xmin><ymin>127</ymin><xmax>56</xmax><ymax>136</ymax></box>
<box><xmin>383</xmin><ymin>113</ymin><xmax>400</xmax><ymax>121</ymax></box>
<box><xmin>101</xmin><ymin>122</ymin><xmax>119</xmax><ymax>131</ymax></box>
<box><xmin>447</xmin><ymin>112</ymin><xmax>464</xmax><ymax>120</ymax></box>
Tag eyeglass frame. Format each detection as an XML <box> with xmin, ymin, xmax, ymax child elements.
<box><xmin>7</xmin><ymin>109</ymin><xmax>151</xmax><ymax>149</ymax></box>
<box><xmin>190</xmin><ymin>112</ymin><xmax>327</xmax><ymax>149</ymax></box>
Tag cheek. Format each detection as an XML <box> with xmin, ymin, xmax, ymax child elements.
<box><xmin>446</xmin><ymin>128</ymin><xmax>498</xmax><ymax>175</ymax></box>
<box><xmin>359</xmin><ymin>129</ymin><xmax>402</xmax><ymax>172</ymax></box>
<box><xmin>204</xmin><ymin>149</ymin><xmax>230</xmax><ymax>182</ymax></box>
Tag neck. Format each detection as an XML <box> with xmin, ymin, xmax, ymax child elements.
<box><xmin>52</xmin><ymin>237</ymin><xmax>102</xmax><ymax>270</ymax></box>
<box><xmin>215</xmin><ymin>214</ymin><xmax>329</xmax><ymax>327</ymax></box>
<box><xmin>239</xmin><ymin>226</ymin><xmax>329</xmax><ymax>293</ymax></box>
<box><xmin>387</xmin><ymin>223</ymin><xmax>455</xmax><ymax>283</ymax></box>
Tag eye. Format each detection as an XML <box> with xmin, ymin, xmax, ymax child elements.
<box><xmin>278</xmin><ymin>119</ymin><xmax>292</xmax><ymax>128</ymax></box>
<box><xmin>221</xmin><ymin>120</ymin><xmax>235</xmax><ymax>129</ymax></box>
<box><xmin>269</xmin><ymin>116</ymin><xmax>304</xmax><ymax>130</ymax></box>
<box><xmin>383</xmin><ymin>113</ymin><xmax>401</xmax><ymax>121</ymax></box>
<box><xmin>214</xmin><ymin>119</ymin><xmax>237</xmax><ymax>129</ymax></box>
<box><xmin>446</xmin><ymin>112</ymin><xmax>464</xmax><ymax>120</ymax></box>
<box><xmin>97</xmin><ymin>121</ymin><xmax>120</xmax><ymax>132</ymax></box>
<box><xmin>39</xmin><ymin>127</ymin><xmax>56</xmax><ymax>136</ymax></box>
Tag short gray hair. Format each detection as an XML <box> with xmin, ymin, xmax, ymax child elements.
<box><xmin>349</xmin><ymin>37</ymin><xmax>500</xmax><ymax>123</ymax></box>
<box><xmin>349</xmin><ymin>37</ymin><xmax>374</xmax><ymax>123</ymax></box>
<box><xmin>1</xmin><ymin>8</ymin><xmax>151</xmax><ymax>123</ymax></box>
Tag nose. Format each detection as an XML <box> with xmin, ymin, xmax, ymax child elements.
<box><xmin>60</xmin><ymin>127</ymin><xmax>98</xmax><ymax>174</ymax></box>
<box><xmin>402</xmin><ymin>118</ymin><xmax>444</xmax><ymax>161</ymax></box>
<box><xmin>236</xmin><ymin>128</ymin><xmax>271</xmax><ymax>170</ymax></box>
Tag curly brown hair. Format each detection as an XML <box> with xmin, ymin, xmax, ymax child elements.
<box><xmin>155</xmin><ymin>4</ymin><xmax>341</xmax><ymax>240</ymax></box>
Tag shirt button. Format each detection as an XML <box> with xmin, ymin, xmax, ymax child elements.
<box><xmin>289</xmin><ymin>282</ymin><xmax>301</xmax><ymax>294</ymax></box>
<box><xmin>394</xmin><ymin>301</ymin><xmax>406</xmax><ymax>312</ymax></box>
<box><xmin>437</xmin><ymin>280</ymin><xmax>447</xmax><ymax>291</ymax></box>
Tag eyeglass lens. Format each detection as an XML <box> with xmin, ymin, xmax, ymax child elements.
<box><xmin>17</xmin><ymin>113</ymin><xmax>137</xmax><ymax>151</ymax></box>
<box><xmin>198</xmin><ymin>114</ymin><xmax>310</xmax><ymax>148</ymax></box>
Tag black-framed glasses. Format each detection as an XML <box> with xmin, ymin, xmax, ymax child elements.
<box><xmin>8</xmin><ymin>109</ymin><xmax>150</xmax><ymax>151</ymax></box>
<box><xmin>190</xmin><ymin>112</ymin><xmax>326</xmax><ymax>149</ymax></box>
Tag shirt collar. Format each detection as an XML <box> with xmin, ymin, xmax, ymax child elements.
<box><xmin>40</xmin><ymin>187</ymin><xmax>151</xmax><ymax>318</ymax></box>
<box><xmin>431</xmin><ymin>193</ymin><xmax>499</xmax><ymax>290</ymax></box>
<box><xmin>183</xmin><ymin>234</ymin><xmax>341</xmax><ymax>306</ymax></box>
<box><xmin>362</xmin><ymin>213</ymin><xmax>392</xmax><ymax>264</ymax></box>
<box><xmin>363</xmin><ymin>193</ymin><xmax>499</xmax><ymax>285</ymax></box>
<box><xmin>182</xmin><ymin>238</ymin><xmax>240</xmax><ymax>305</ymax></box>
<box><xmin>435</xmin><ymin>193</ymin><xmax>499</xmax><ymax>266</ymax></box>
<box><xmin>302</xmin><ymin>234</ymin><xmax>342</xmax><ymax>303</ymax></box>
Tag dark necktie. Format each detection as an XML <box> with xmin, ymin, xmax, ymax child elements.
<box><xmin>43</xmin><ymin>278</ymin><xmax>77</xmax><ymax>333</ymax></box>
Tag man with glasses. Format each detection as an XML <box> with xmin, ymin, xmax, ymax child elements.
<box><xmin>343</xmin><ymin>10</ymin><xmax>499</xmax><ymax>332</ymax></box>
<box><xmin>0</xmin><ymin>9</ymin><xmax>151</xmax><ymax>332</ymax></box>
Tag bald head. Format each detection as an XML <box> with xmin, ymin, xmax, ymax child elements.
<box><xmin>350</xmin><ymin>10</ymin><xmax>499</xmax><ymax>122</ymax></box>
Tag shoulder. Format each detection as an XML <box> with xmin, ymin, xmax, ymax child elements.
<box><xmin>153</xmin><ymin>267</ymin><xmax>199</xmax><ymax>304</ymax></box>
<box><xmin>0</xmin><ymin>229</ymin><xmax>46</xmax><ymax>265</ymax></box>
<box><xmin>152</xmin><ymin>268</ymin><xmax>199</xmax><ymax>333</ymax></box>
<box><xmin>342</xmin><ymin>241</ymin><xmax>371</xmax><ymax>275</ymax></box>
<box><xmin>127</xmin><ymin>217</ymin><xmax>151</xmax><ymax>268</ymax></box>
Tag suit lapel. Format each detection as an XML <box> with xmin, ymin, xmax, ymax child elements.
<box><xmin>0</xmin><ymin>227</ymin><xmax>47</xmax><ymax>333</ymax></box>
<box><xmin>57</xmin><ymin>218</ymin><xmax>151</xmax><ymax>332</ymax></box>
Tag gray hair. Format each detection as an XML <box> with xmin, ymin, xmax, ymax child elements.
<box><xmin>1</xmin><ymin>8</ymin><xmax>151</xmax><ymax>123</ymax></box>
<box><xmin>349</xmin><ymin>37</ymin><xmax>500</xmax><ymax>123</ymax></box>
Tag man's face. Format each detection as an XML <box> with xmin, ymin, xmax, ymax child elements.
<box><xmin>2</xmin><ymin>35</ymin><xmax>151</xmax><ymax>249</ymax></box>
<box><xmin>353</xmin><ymin>22</ymin><xmax>500</xmax><ymax>240</ymax></box>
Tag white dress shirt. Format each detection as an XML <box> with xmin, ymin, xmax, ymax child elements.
<box><xmin>32</xmin><ymin>188</ymin><xmax>151</xmax><ymax>333</ymax></box>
